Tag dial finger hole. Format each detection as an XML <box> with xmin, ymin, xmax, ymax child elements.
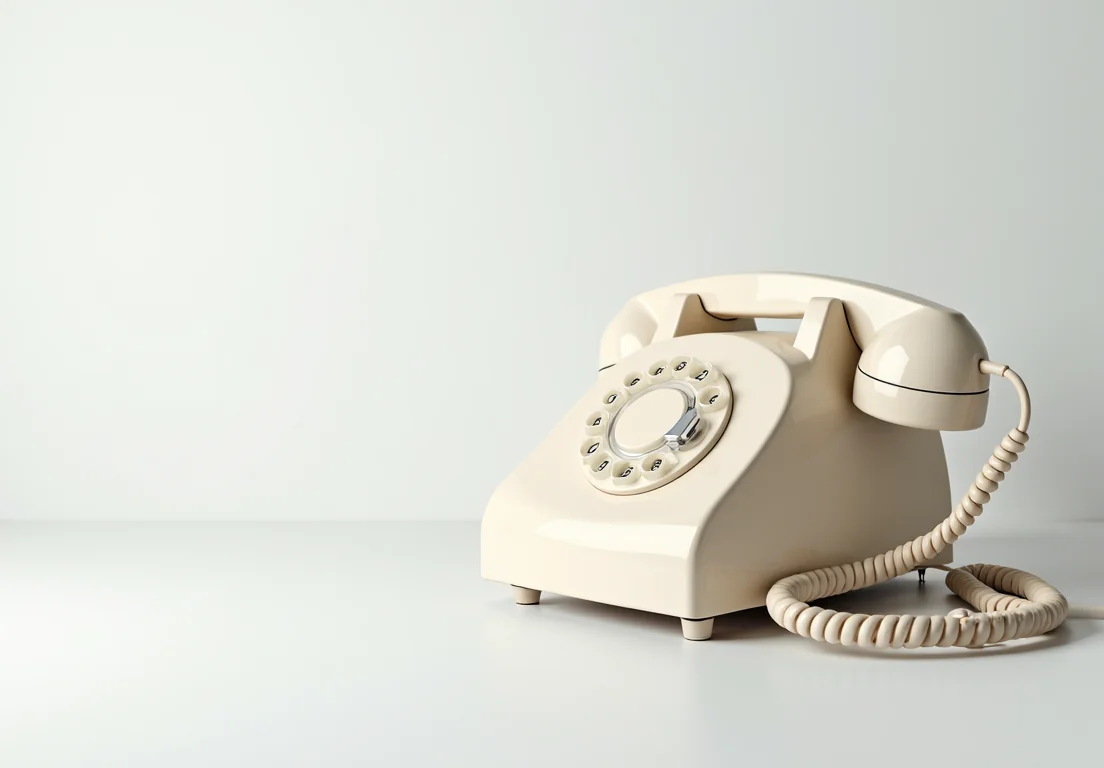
<box><xmin>611</xmin><ymin>460</ymin><xmax>638</xmax><ymax>485</ymax></box>
<box><xmin>647</xmin><ymin>360</ymin><xmax>671</xmax><ymax>383</ymax></box>
<box><xmin>641</xmin><ymin>451</ymin><xmax>673</xmax><ymax>479</ymax></box>
<box><xmin>580</xmin><ymin>436</ymin><xmax>606</xmax><ymax>460</ymax></box>
<box><xmin>697</xmin><ymin>386</ymin><xmax>728</xmax><ymax>412</ymax></box>
<box><xmin>600</xmin><ymin>388</ymin><xmax>627</xmax><ymax>413</ymax></box>
<box><xmin>584</xmin><ymin>410</ymin><xmax>609</xmax><ymax>435</ymax></box>
<box><xmin>622</xmin><ymin>371</ymin><xmax>646</xmax><ymax>391</ymax></box>
<box><xmin>689</xmin><ymin>363</ymin><xmax>717</xmax><ymax>385</ymax></box>
<box><xmin>586</xmin><ymin>451</ymin><xmax>613</xmax><ymax>478</ymax></box>
<box><xmin>669</xmin><ymin>356</ymin><xmax>695</xmax><ymax>378</ymax></box>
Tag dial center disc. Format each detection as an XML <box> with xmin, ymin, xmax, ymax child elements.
<box><xmin>612</xmin><ymin>387</ymin><xmax>687</xmax><ymax>455</ymax></box>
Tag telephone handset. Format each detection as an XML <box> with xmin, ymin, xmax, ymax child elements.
<box><xmin>481</xmin><ymin>273</ymin><xmax>1090</xmax><ymax>649</ymax></box>
<box><xmin>599</xmin><ymin>273</ymin><xmax>991</xmax><ymax>431</ymax></box>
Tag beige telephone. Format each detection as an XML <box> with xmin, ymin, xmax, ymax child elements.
<box><xmin>482</xmin><ymin>273</ymin><xmax>1089</xmax><ymax>649</ymax></box>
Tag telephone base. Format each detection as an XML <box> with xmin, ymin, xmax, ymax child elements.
<box><xmin>483</xmin><ymin>296</ymin><xmax>960</xmax><ymax>639</ymax></box>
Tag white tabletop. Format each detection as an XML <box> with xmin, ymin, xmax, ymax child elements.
<box><xmin>1</xmin><ymin>522</ymin><xmax>1101</xmax><ymax>767</ymax></box>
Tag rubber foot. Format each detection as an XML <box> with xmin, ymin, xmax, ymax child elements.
<box><xmin>681</xmin><ymin>617</ymin><xmax>714</xmax><ymax>641</ymax></box>
<box><xmin>512</xmin><ymin>586</ymin><xmax>541</xmax><ymax>605</ymax></box>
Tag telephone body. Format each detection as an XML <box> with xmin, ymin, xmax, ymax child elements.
<box><xmin>481</xmin><ymin>273</ymin><xmax>1072</xmax><ymax>648</ymax></box>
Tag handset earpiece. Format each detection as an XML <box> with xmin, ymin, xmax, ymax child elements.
<box><xmin>851</xmin><ymin>308</ymin><xmax>990</xmax><ymax>431</ymax></box>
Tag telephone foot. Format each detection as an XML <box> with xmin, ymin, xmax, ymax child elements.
<box><xmin>681</xmin><ymin>617</ymin><xmax>714</xmax><ymax>641</ymax></box>
<box><xmin>511</xmin><ymin>586</ymin><xmax>541</xmax><ymax>605</ymax></box>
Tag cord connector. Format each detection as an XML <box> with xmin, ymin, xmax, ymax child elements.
<box><xmin>980</xmin><ymin>360</ymin><xmax>1009</xmax><ymax>377</ymax></box>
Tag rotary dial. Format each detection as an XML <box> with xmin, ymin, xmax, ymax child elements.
<box><xmin>579</xmin><ymin>356</ymin><xmax>733</xmax><ymax>495</ymax></box>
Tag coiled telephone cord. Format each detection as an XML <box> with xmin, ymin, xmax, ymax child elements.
<box><xmin>766</xmin><ymin>362</ymin><xmax>1098</xmax><ymax>649</ymax></box>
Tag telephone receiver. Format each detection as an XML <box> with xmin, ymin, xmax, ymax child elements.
<box><xmin>482</xmin><ymin>273</ymin><xmax>1086</xmax><ymax>650</ymax></box>
<box><xmin>599</xmin><ymin>272</ymin><xmax>991</xmax><ymax>432</ymax></box>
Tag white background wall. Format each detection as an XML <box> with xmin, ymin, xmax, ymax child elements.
<box><xmin>1</xmin><ymin>1</ymin><xmax>1100</xmax><ymax>523</ymax></box>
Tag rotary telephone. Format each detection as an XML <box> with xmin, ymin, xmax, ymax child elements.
<box><xmin>481</xmin><ymin>273</ymin><xmax>1098</xmax><ymax>649</ymax></box>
